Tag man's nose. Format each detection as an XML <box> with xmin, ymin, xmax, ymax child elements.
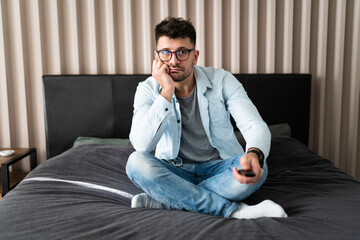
<box><xmin>169</xmin><ymin>53</ymin><xmax>180</xmax><ymax>65</ymax></box>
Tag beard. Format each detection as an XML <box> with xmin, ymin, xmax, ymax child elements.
<box><xmin>169</xmin><ymin>64</ymin><xmax>193</xmax><ymax>82</ymax></box>
<box><xmin>171</xmin><ymin>72</ymin><xmax>191</xmax><ymax>82</ymax></box>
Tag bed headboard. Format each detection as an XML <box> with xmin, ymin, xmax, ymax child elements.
<box><xmin>43</xmin><ymin>73</ymin><xmax>311</xmax><ymax>159</ymax></box>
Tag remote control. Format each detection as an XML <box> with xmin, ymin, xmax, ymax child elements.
<box><xmin>238</xmin><ymin>169</ymin><xmax>256</xmax><ymax>177</ymax></box>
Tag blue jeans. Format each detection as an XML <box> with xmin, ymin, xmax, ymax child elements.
<box><xmin>126</xmin><ymin>151</ymin><xmax>268</xmax><ymax>217</ymax></box>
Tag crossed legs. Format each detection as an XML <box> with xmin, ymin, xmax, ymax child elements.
<box><xmin>126</xmin><ymin>151</ymin><xmax>287</xmax><ymax>218</ymax></box>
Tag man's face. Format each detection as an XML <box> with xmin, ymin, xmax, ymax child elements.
<box><xmin>156</xmin><ymin>36</ymin><xmax>199</xmax><ymax>82</ymax></box>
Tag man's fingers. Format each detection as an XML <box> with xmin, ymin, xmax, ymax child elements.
<box><xmin>232</xmin><ymin>167</ymin><xmax>243</xmax><ymax>182</ymax></box>
<box><xmin>153</xmin><ymin>58</ymin><xmax>169</xmax><ymax>73</ymax></box>
<box><xmin>160</xmin><ymin>63</ymin><xmax>169</xmax><ymax>73</ymax></box>
<box><xmin>239</xmin><ymin>156</ymin><xmax>252</xmax><ymax>170</ymax></box>
<box><xmin>233</xmin><ymin>167</ymin><xmax>256</xmax><ymax>185</ymax></box>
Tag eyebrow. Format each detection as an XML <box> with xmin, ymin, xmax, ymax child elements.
<box><xmin>158</xmin><ymin>47</ymin><xmax>189</xmax><ymax>51</ymax></box>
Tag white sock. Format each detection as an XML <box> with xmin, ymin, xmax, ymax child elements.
<box><xmin>231</xmin><ymin>200</ymin><xmax>288</xmax><ymax>219</ymax></box>
<box><xmin>131</xmin><ymin>193</ymin><xmax>163</xmax><ymax>209</ymax></box>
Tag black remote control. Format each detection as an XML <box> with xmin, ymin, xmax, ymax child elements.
<box><xmin>238</xmin><ymin>169</ymin><xmax>256</xmax><ymax>177</ymax></box>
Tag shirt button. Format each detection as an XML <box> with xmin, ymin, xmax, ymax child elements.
<box><xmin>177</xmin><ymin>120</ymin><xmax>180</xmax><ymax>123</ymax></box>
<box><xmin>165</xmin><ymin>108</ymin><xmax>168</xmax><ymax>111</ymax></box>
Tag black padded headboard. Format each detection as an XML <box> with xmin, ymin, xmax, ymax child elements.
<box><xmin>43</xmin><ymin>74</ymin><xmax>311</xmax><ymax>159</ymax></box>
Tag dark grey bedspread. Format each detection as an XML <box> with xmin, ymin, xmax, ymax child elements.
<box><xmin>0</xmin><ymin>138</ymin><xmax>359</xmax><ymax>239</ymax></box>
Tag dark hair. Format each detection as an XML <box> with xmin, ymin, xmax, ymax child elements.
<box><xmin>155</xmin><ymin>17</ymin><xmax>196</xmax><ymax>46</ymax></box>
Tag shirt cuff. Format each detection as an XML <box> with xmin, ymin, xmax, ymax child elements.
<box><xmin>152</xmin><ymin>94</ymin><xmax>173</xmax><ymax>120</ymax></box>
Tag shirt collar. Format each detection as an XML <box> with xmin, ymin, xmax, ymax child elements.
<box><xmin>194</xmin><ymin>65</ymin><xmax>212</xmax><ymax>93</ymax></box>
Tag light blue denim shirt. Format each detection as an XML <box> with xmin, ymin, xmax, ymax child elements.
<box><xmin>129</xmin><ymin>65</ymin><xmax>271</xmax><ymax>161</ymax></box>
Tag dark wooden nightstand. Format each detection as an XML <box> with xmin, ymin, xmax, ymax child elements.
<box><xmin>0</xmin><ymin>148</ymin><xmax>37</xmax><ymax>197</ymax></box>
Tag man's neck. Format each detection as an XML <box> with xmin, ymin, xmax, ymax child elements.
<box><xmin>175</xmin><ymin>71</ymin><xmax>196</xmax><ymax>98</ymax></box>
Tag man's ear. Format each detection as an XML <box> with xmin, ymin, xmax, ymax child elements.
<box><xmin>154</xmin><ymin>51</ymin><xmax>158</xmax><ymax>60</ymax></box>
<box><xmin>192</xmin><ymin>50</ymin><xmax>199</xmax><ymax>65</ymax></box>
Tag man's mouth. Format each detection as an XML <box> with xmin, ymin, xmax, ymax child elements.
<box><xmin>169</xmin><ymin>68</ymin><xmax>182</xmax><ymax>72</ymax></box>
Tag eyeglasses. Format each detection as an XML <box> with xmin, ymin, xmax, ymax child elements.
<box><xmin>156</xmin><ymin>48</ymin><xmax>195</xmax><ymax>62</ymax></box>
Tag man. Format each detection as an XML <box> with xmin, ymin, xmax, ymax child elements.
<box><xmin>126</xmin><ymin>17</ymin><xmax>287</xmax><ymax>219</ymax></box>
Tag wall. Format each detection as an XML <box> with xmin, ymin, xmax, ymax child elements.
<box><xmin>0</xmin><ymin>0</ymin><xmax>359</xmax><ymax>180</ymax></box>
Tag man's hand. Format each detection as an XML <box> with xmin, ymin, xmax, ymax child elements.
<box><xmin>152</xmin><ymin>56</ymin><xmax>175</xmax><ymax>102</ymax></box>
<box><xmin>232</xmin><ymin>152</ymin><xmax>262</xmax><ymax>185</ymax></box>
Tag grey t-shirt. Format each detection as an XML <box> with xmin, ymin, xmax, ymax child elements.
<box><xmin>176</xmin><ymin>87</ymin><xmax>221</xmax><ymax>162</ymax></box>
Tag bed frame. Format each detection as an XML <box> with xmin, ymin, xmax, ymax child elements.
<box><xmin>43</xmin><ymin>74</ymin><xmax>311</xmax><ymax>159</ymax></box>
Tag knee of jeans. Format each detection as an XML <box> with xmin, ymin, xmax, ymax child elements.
<box><xmin>126</xmin><ymin>151</ymin><xmax>160</xmax><ymax>180</ymax></box>
<box><xmin>126</xmin><ymin>151</ymin><xmax>147</xmax><ymax>174</ymax></box>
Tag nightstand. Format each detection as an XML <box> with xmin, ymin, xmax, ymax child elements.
<box><xmin>0</xmin><ymin>148</ymin><xmax>37</xmax><ymax>197</ymax></box>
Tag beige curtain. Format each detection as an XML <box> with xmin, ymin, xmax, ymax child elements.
<box><xmin>0</xmin><ymin>0</ymin><xmax>359</xmax><ymax>180</ymax></box>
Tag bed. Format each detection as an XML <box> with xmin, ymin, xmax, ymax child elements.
<box><xmin>0</xmin><ymin>73</ymin><xmax>359</xmax><ymax>239</ymax></box>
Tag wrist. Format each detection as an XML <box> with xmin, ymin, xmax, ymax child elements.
<box><xmin>246</xmin><ymin>148</ymin><xmax>264</xmax><ymax>168</ymax></box>
<box><xmin>160</xmin><ymin>87</ymin><xmax>175</xmax><ymax>103</ymax></box>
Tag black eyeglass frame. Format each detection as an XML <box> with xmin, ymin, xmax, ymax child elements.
<box><xmin>156</xmin><ymin>48</ymin><xmax>195</xmax><ymax>62</ymax></box>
